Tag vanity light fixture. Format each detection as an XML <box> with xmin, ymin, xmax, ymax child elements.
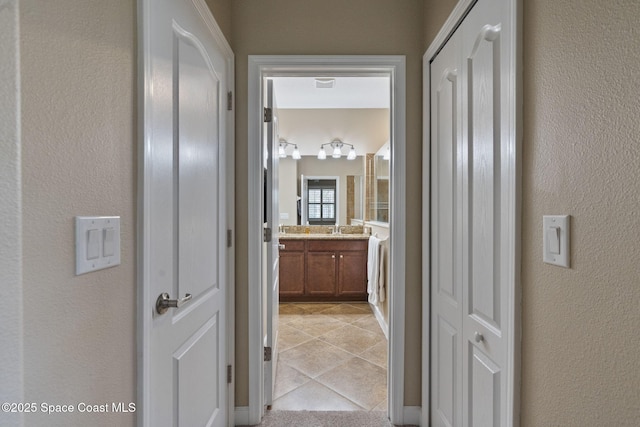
<box><xmin>317</xmin><ymin>139</ymin><xmax>356</xmax><ymax>160</ymax></box>
<box><xmin>279</xmin><ymin>139</ymin><xmax>301</xmax><ymax>160</ymax></box>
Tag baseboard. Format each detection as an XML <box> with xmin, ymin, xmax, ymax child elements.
<box><xmin>370</xmin><ymin>302</ymin><xmax>389</xmax><ymax>339</ymax></box>
<box><xmin>404</xmin><ymin>406</ymin><xmax>422</xmax><ymax>426</ymax></box>
<box><xmin>234</xmin><ymin>406</ymin><xmax>249</xmax><ymax>426</ymax></box>
<box><xmin>237</xmin><ymin>405</ymin><xmax>420</xmax><ymax>426</ymax></box>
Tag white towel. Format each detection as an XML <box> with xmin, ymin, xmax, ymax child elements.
<box><xmin>367</xmin><ymin>236</ymin><xmax>381</xmax><ymax>303</ymax></box>
<box><xmin>377</xmin><ymin>242</ymin><xmax>386</xmax><ymax>303</ymax></box>
<box><xmin>367</xmin><ymin>236</ymin><xmax>383</xmax><ymax>305</ymax></box>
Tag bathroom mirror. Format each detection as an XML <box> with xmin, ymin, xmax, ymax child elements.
<box><xmin>373</xmin><ymin>143</ymin><xmax>390</xmax><ymax>223</ymax></box>
<box><xmin>347</xmin><ymin>175</ymin><xmax>364</xmax><ymax>224</ymax></box>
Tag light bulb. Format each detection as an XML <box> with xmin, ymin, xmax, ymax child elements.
<box><xmin>317</xmin><ymin>147</ymin><xmax>326</xmax><ymax>160</ymax></box>
<box><xmin>383</xmin><ymin>146</ymin><xmax>390</xmax><ymax>160</ymax></box>
<box><xmin>347</xmin><ymin>147</ymin><xmax>356</xmax><ymax>160</ymax></box>
<box><xmin>332</xmin><ymin>145</ymin><xmax>342</xmax><ymax>158</ymax></box>
<box><xmin>292</xmin><ymin>146</ymin><xmax>301</xmax><ymax>160</ymax></box>
<box><xmin>278</xmin><ymin>144</ymin><xmax>286</xmax><ymax>158</ymax></box>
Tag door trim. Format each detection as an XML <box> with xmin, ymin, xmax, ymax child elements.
<box><xmin>247</xmin><ymin>55</ymin><xmax>406</xmax><ymax>425</ymax></box>
<box><xmin>136</xmin><ymin>1</ymin><xmax>235</xmax><ymax>425</ymax></box>
<box><xmin>421</xmin><ymin>0</ymin><xmax>522</xmax><ymax>425</ymax></box>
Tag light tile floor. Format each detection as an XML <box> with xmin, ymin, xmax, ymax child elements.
<box><xmin>272</xmin><ymin>303</ymin><xmax>388</xmax><ymax>412</ymax></box>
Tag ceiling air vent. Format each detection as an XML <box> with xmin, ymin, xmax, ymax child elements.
<box><xmin>314</xmin><ymin>78</ymin><xmax>335</xmax><ymax>89</ymax></box>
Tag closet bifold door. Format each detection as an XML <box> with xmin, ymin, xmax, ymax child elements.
<box><xmin>431</xmin><ymin>25</ymin><xmax>464</xmax><ymax>427</ymax></box>
<box><xmin>431</xmin><ymin>0</ymin><xmax>517</xmax><ymax>426</ymax></box>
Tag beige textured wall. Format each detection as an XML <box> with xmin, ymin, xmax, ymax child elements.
<box><xmin>205</xmin><ymin>0</ymin><xmax>232</xmax><ymax>44</ymax></box>
<box><xmin>21</xmin><ymin>1</ymin><xmax>137</xmax><ymax>426</ymax></box>
<box><xmin>424</xmin><ymin>0</ymin><xmax>640</xmax><ymax>424</ymax></box>
<box><xmin>0</xmin><ymin>2</ymin><xmax>24</xmax><ymax>424</ymax></box>
<box><xmin>231</xmin><ymin>0</ymin><xmax>424</xmax><ymax>407</ymax></box>
<box><xmin>521</xmin><ymin>0</ymin><xmax>640</xmax><ymax>424</ymax></box>
<box><xmin>422</xmin><ymin>0</ymin><xmax>457</xmax><ymax>52</ymax></box>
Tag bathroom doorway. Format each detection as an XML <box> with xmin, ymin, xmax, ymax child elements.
<box><xmin>246</xmin><ymin>55</ymin><xmax>407</xmax><ymax>425</ymax></box>
<box><xmin>271</xmin><ymin>75</ymin><xmax>390</xmax><ymax>411</ymax></box>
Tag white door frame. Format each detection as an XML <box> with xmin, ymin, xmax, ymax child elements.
<box><xmin>421</xmin><ymin>0</ymin><xmax>522</xmax><ymax>425</ymax></box>
<box><xmin>0</xmin><ymin>2</ymin><xmax>24</xmax><ymax>425</ymax></box>
<box><xmin>247</xmin><ymin>55</ymin><xmax>407</xmax><ymax>425</ymax></box>
<box><xmin>136</xmin><ymin>0</ymin><xmax>235</xmax><ymax>425</ymax></box>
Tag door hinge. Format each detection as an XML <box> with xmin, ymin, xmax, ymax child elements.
<box><xmin>263</xmin><ymin>227</ymin><xmax>272</xmax><ymax>242</ymax></box>
<box><xmin>227</xmin><ymin>365</ymin><xmax>233</xmax><ymax>384</ymax></box>
<box><xmin>264</xmin><ymin>107</ymin><xmax>272</xmax><ymax>123</ymax></box>
<box><xmin>264</xmin><ymin>346</ymin><xmax>272</xmax><ymax>362</ymax></box>
<box><xmin>227</xmin><ymin>91</ymin><xmax>233</xmax><ymax>111</ymax></box>
<box><xmin>227</xmin><ymin>229</ymin><xmax>233</xmax><ymax>248</ymax></box>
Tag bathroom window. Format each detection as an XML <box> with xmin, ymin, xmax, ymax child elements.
<box><xmin>307</xmin><ymin>179</ymin><xmax>336</xmax><ymax>225</ymax></box>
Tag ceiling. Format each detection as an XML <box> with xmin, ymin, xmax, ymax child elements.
<box><xmin>272</xmin><ymin>76</ymin><xmax>391</xmax><ymax>156</ymax></box>
<box><xmin>271</xmin><ymin>76</ymin><xmax>390</xmax><ymax>109</ymax></box>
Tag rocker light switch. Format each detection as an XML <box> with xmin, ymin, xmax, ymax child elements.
<box><xmin>547</xmin><ymin>227</ymin><xmax>560</xmax><ymax>254</ymax></box>
<box><xmin>543</xmin><ymin>215</ymin><xmax>570</xmax><ymax>268</ymax></box>
<box><xmin>87</xmin><ymin>229</ymin><xmax>100</xmax><ymax>260</ymax></box>
<box><xmin>76</xmin><ymin>216</ymin><xmax>121</xmax><ymax>275</ymax></box>
<box><xmin>103</xmin><ymin>228</ymin><xmax>116</xmax><ymax>257</ymax></box>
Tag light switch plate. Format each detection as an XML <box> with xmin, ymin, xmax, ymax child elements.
<box><xmin>543</xmin><ymin>215</ymin><xmax>570</xmax><ymax>268</ymax></box>
<box><xmin>75</xmin><ymin>216</ymin><xmax>121</xmax><ymax>275</ymax></box>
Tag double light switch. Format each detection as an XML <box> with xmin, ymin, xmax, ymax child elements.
<box><xmin>543</xmin><ymin>215</ymin><xmax>570</xmax><ymax>268</ymax></box>
<box><xmin>76</xmin><ymin>216</ymin><xmax>121</xmax><ymax>275</ymax></box>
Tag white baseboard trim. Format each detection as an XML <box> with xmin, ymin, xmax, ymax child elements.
<box><xmin>370</xmin><ymin>302</ymin><xmax>389</xmax><ymax>339</ymax></box>
<box><xmin>234</xmin><ymin>406</ymin><xmax>250</xmax><ymax>426</ymax></box>
<box><xmin>237</xmin><ymin>405</ymin><xmax>419</xmax><ymax>426</ymax></box>
<box><xmin>404</xmin><ymin>406</ymin><xmax>422</xmax><ymax>426</ymax></box>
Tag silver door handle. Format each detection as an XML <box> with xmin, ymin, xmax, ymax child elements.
<box><xmin>156</xmin><ymin>292</ymin><xmax>192</xmax><ymax>315</ymax></box>
<box><xmin>474</xmin><ymin>332</ymin><xmax>484</xmax><ymax>343</ymax></box>
<box><xmin>279</xmin><ymin>244</ymin><xmax>285</xmax><ymax>250</ymax></box>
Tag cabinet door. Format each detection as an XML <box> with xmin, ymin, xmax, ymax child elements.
<box><xmin>306</xmin><ymin>252</ymin><xmax>337</xmax><ymax>296</ymax></box>
<box><xmin>279</xmin><ymin>251</ymin><xmax>305</xmax><ymax>297</ymax></box>
<box><xmin>338</xmin><ymin>251</ymin><xmax>368</xmax><ymax>297</ymax></box>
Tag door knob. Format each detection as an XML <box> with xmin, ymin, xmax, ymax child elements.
<box><xmin>474</xmin><ymin>332</ymin><xmax>484</xmax><ymax>343</ymax></box>
<box><xmin>279</xmin><ymin>244</ymin><xmax>285</xmax><ymax>250</ymax></box>
<box><xmin>156</xmin><ymin>292</ymin><xmax>192</xmax><ymax>315</ymax></box>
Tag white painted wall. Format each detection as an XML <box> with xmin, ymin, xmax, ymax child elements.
<box><xmin>0</xmin><ymin>1</ymin><xmax>24</xmax><ymax>426</ymax></box>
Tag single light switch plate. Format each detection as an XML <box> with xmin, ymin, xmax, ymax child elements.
<box><xmin>543</xmin><ymin>215</ymin><xmax>570</xmax><ymax>268</ymax></box>
<box><xmin>76</xmin><ymin>216</ymin><xmax>121</xmax><ymax>275</ymax></box>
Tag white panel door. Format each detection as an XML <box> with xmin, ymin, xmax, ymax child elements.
<box><xmin>141</xmin><ymin>0</ymin><xmax>230</xmax><ymax>425</ymax></box>
<box><xmin>430</xmin><ymin>0</ymin><xmax>516</xmax><ymax>426</ymax></box>
<box><xmin>431</xmin><ymin>27</ymin><xmax>464</xmax><ymax>427</ymax></box>
<box><xmin>264</xmin><ymin>79</ymin><xmax>280</xmax><ymax>406</ymax></box>
<box><xmin>461</xmin><ymin>2</ymin><xmax>510</xmax><ymax>425</ymax></box>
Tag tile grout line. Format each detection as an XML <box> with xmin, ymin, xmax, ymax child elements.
<box><xmin>273</xmin><ymin>303</ymin><xmax>388</xmax><ymax>412</ymax></box>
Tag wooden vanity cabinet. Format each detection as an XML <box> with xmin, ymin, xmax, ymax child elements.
<box><xmin>279</xmin><ymin>238</ymin><xmax>368</xmax><ymax>302</ymax></box>
<box><xmin>278</xmin><ymin>240</ymin><xmax>305</xmax><ymax>298</ymax></box>
<box><xmin>337</xmin><ymin>250</ymin><xmax>368</xmax><ymax>297</ymax></box>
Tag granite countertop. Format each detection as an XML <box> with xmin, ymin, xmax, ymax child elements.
<box><xmin>279</xmin><ymin>233</ymin><xmax>370</xmax><ymax>240</ymax></box>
